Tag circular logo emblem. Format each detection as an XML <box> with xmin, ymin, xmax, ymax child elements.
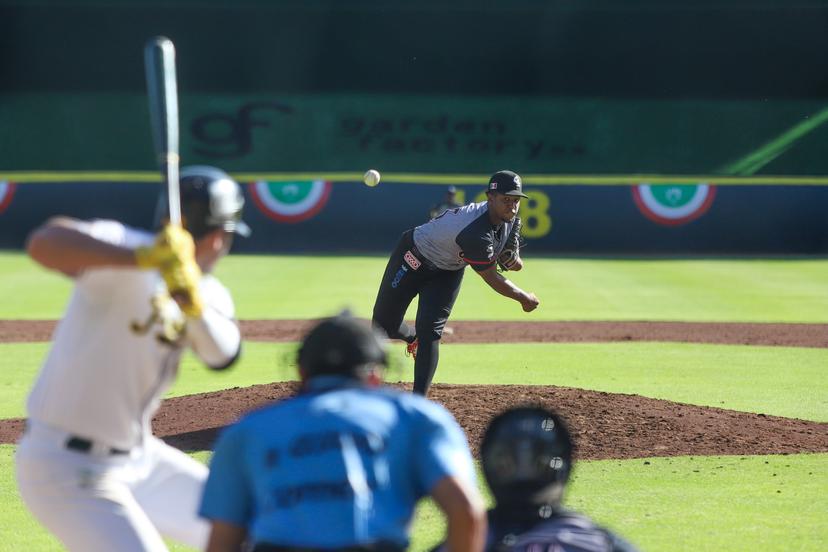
<box><xmin>249</xmin><ymin>180</ymin><xmax>332</xmax><ymax>223</ymax></box>
<box><xmin>0</xmin><ymin>181</ymin><xmax>17</xmax><ymax>214</ymax></box>
<box><xmin>632</xmin><ymin>183</ymin><xmax>716</xmax><ymax>226</ymax></box>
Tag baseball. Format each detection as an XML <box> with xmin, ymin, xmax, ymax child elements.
<box><xmin>363</xmin><ymin>169</ymin><xmax>381</xmax><ymax>187</ymax></box>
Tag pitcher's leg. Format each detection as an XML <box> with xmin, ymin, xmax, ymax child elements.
<box><xmin>412</xmin><ymin>337</ymin><xmax>440</xmax><ymax>395</ymax></box>
<box><xmin>412</xmin><ymin>268</ymin><xmax>464</xmax><ymax>395</ymax></box>
<box><xmin>372</xmin><ymin>234</ymin><xmax>420</xmax><ymax>343</ymax></box>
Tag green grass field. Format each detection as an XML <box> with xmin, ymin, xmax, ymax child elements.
<box><xmin>2</xmin><ymin>252</ymin><xmax>828</xmax><ymax>322</ymax></box>
<box><xmin>1</xmin><ymin>252</ymin><xmax>826</xmax><ymax>551</ymax></box>
<box><xmin>2</xmin><ymin>446</ymin><xmax>825</xmax><ymax>552</ymax></box>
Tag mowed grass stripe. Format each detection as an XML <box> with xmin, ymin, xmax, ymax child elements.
<box><xmin>412</xmin><ymin>454</ymin><xmax>828</xmax><ymax>552</ymax></box>
<box><xmin>565</xmin><ymin>453</ymin><xmax>828</xmax><ymax>552</ymax></box>
<box><xmin>0</xmin><ymin>343</ymin><xmax>301</xmax><ymax>420</ymax></box>
<box><xmin>1</xmin><ymin>341</ymin><xmax>825</xmax><ymax>422</ymax></box>
<box><xmin>1</xmin><ymin>252</ymin><xmax>827</xmax><ymax>322</ymax></box>
<box><xmin>0</xmin><ymin>447</ymin><xmax>824</xmax><ymax>552</ymax></box>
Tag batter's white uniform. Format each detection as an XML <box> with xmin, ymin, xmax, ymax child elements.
<box><xmin>15</xmin><ymin>220</ymin><xmax>242</xmax><ymax>552</ymax></box>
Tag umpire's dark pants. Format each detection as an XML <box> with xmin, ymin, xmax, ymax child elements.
<box><xmin>372</xmin><ymin>230</ymin><xmax>464</xmax><ymax>395</ymax></box>
<box><xmin>252</xmin><ymin>543</ymin><xmax>402</xmax><ymax>552</ymax></box>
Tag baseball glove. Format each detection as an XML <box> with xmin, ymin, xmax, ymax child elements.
<box><xmin>497</xmin><ymin>217</ymin><xmax>524</xmax><ymax>271</ymax></box>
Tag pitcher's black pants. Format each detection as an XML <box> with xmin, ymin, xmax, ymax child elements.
<box><xmin>372</xmin><ymin>230</ymin><xmax>464</xmax><ymax>395</ymax></box>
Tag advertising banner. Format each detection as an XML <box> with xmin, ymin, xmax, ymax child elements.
<box><xmin>0</xmin><ymin>180</ymin><xmax>825</xmax><ymax>255</ymax></box>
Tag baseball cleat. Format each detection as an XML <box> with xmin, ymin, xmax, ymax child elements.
<box><xmin>405</xmin><ymin>339</ymin><xmax>418</xmax><ymax>359</ymax></box>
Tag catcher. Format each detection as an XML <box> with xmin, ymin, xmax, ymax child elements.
<box><xmin>15</xmin><ymin>166</ymin><xmax>248</xmax><ymax>551</ymax></box>
<box><xmin>372</xmin><ymin>170</ymin><xmax>539</xmax><ymax>396</ymax></box>
<box><xmin>432</xmin><ymin>406</ymin><xmax>640</xmax><ymax>551</ymax></box>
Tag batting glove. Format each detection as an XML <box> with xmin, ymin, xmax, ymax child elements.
<box><xmin>135</xmin><ymin>223</ymin><xmax>195</xmax><ymax>269</ymax></box>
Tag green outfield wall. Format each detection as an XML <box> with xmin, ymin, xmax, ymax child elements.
<box><xmin>0</xmin><ymin>180</ymin><xmax>826</xmax><ymax>255</ymax></box>
<box><xmin>1</xmin><ymin>95</ymin><xmax>826</xmax><ymax>254</ymax></box>
<box><xmin>1</xmin><ymin>95</ymin><xmax>827</xmax><ymax>175</ymax></box>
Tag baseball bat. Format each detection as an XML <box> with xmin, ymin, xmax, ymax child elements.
<box><xmin>144</xmin><ymin>36</ymin><xmax>181</xmax><ymax>225</ymax></box>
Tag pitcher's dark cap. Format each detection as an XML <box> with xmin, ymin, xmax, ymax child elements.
<box><xmin>297</xmin><ymin>311</ymin><xmax>388</xmax><ymax>378</ymax></box>
<box><xmin>488</xmin><ymin>170</ymin><xmax>528</xmax><ymax>198</ymax></box>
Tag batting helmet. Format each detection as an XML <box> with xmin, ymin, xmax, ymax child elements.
<box><xmin>297</xmin><ymin>311</ymin><xmax>388</xmax><ymax>379</ymax></box>
<box><xmin>481</xmin><ymin>406</ymin><xmax>574</xmax><ymax>507</ymax></box>
<box><xmin>155</xmin><ymin>165</ymin><xmax>251</xmax><ymax>239</ymax></box>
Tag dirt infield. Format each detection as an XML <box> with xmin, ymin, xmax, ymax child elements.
<box><xmin>138</xmin><ymin>383</ymin><xmax>828</xmax><ymax>459</ymax></box>
<box><xmin>1</xmin><ymin>319</ymin><xmax>826</xmax><ymax>458</ymax></box>
<box><xmin>1</xmin><ymin>381</ymin><xmax>826</xmax><ymax>459</ymax></box>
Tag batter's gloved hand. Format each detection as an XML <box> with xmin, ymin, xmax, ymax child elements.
<box><xmin>161</xmin><ymin>256</ymin><xmax>204</xmax><ymax>318</ymax></box>
<box><xmin>135</xmin><ymin>223</ymin><xmax>195</xmax><ymax>269</ymax></box>
<box><xmin>135</xmin><ymin>224</ymin><xmax>204</xmax><ymax>318</ymax></box>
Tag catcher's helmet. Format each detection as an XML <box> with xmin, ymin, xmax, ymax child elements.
<box><xmin>482</xmin><ymin>406</ymin><xmax>574</xmax><ymax>506</ymax></box>
<box><xmin>297</xmin><ymin>311</ymin><xmax>388</xmax><ymax>379</ymax></box>
<box><xmin>155</xmin><ymin>166</ymin><xmax>251</xmax><ymax>239</ymax></box>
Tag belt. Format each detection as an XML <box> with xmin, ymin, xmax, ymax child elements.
<box><xmin>23</xmin><ymin>420</ymin><xmax>130</xmax><ymax>456</ymax></box>
<box><xmin>65</xmin><ymin>436</ymin><xmax>130</xmax><ymax>456</ymax></box>
<box><xmin>403</xmin><ymin>229</ymin><xmax>438</xmax><ymax>271</ymax></box>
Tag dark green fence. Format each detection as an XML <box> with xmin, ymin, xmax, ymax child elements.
<box><xmin>1</xmin><ymin>0</ymin><xmax>826</xmax><ymax>254</ymax></box>
<box><xmin>3</xmin><ymin>0</ymin><xmax>828</xmax><ymax>98</ymax></box>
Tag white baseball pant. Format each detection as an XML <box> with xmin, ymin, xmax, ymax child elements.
<box><xmin>15</xmin><ymin>420</ymin><xmax>209</xmax><ymax>552</ymax></box>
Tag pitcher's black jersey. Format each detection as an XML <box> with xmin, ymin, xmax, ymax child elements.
<box><xmin>412</xmin><ymin>201</ymin><xmax>516</xmax><ymax>272</ymax></box>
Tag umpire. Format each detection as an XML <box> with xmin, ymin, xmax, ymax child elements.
<box><xmin>372</xmin><ymin>170</ymin><xmax>539</xmax><ymax>395</ymax></box>
<box><xmin>434</xmin><ymin>407</ymin><xmax>640</xmax><ymax>552</ymax></box>
<box><xmin>199</xmin><ymin>312</ymin><xmax>487</xmax><ymax>552</ymax></box>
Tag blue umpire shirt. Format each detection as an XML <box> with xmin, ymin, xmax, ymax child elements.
<box><xmin>199</xmin><ymin>375</ymin><xmax>476</xmax><ymax>549</ymax></box>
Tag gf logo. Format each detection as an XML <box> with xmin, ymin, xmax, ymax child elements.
<box><xmin>190</xmin><ymin>101</ymin><xmax>294</xmax><ymax>158</ymax></box>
